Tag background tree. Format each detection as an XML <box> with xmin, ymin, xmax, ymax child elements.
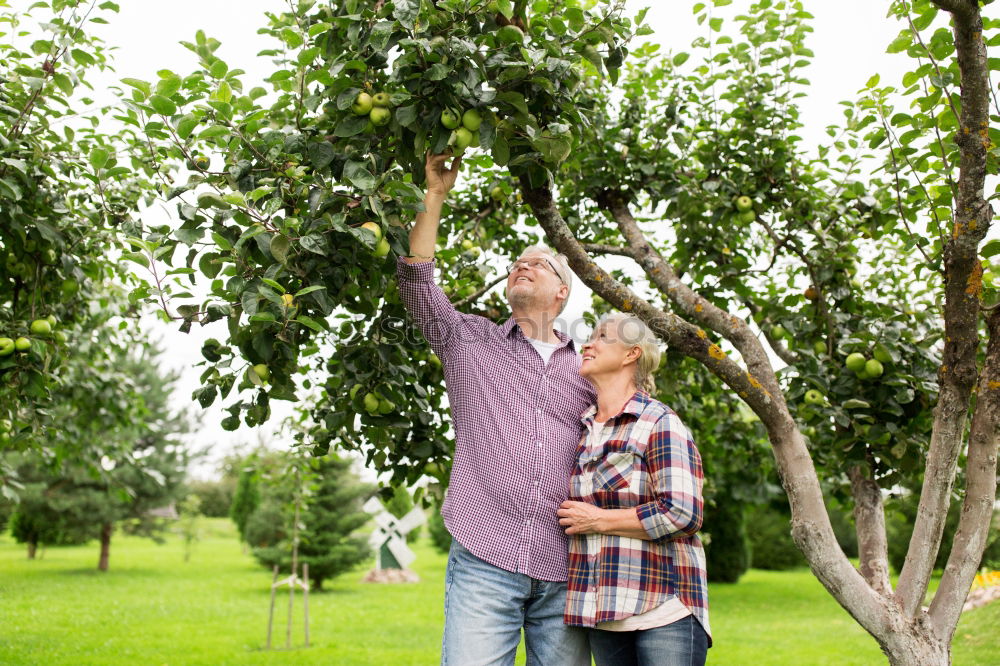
<box><xmin>5</xmin><ymin>345</ymin><xmax>191</xmax><ymax>570</ymax></box>
<box><xmin>229</xmin><ymin>455</ymin><xmax>262</xmax><ymax>545</ymax></box>
<box><xmin>245</xmin><ymin>451</ymin><xmax>374</xmax><ymax>591</ymax></box>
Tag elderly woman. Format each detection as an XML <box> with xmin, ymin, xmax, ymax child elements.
<box><xmin>557</xmin><ymin>313</ymin><xmax>711</xmax><ymax>666</ymax></box>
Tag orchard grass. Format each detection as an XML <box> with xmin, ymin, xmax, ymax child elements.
<box><xmin>0</xmin><ymin>519</ymin><xmax>995</xmax><ymax>665</ymax></box>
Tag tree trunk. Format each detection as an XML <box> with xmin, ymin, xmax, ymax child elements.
<box><xmin>848</xmin><ymin>464</ymin><xmax>891</xmax><ymax>596</ymax></box>
<box><xmin>26</xmin><ymin>539</ymin><xmax>37</xmax><ymax>560</ymax></box>
<box><xmin>97</xmin><ymin>522</ymin><xmax>112</xmax><ymax>571</ymax></box>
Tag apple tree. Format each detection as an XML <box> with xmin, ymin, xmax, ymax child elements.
<box><xmin>0</xmin><ymin>0</ymin><xmax>158</xmax><ymax>493</ymax></box>
<box><xmin>109</xmin><ymin>0</ymin><xmax>995</xmax><ymax>661</ymax></box>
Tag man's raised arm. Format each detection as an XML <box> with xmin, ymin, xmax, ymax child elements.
<box><xmin>404</xmin><ymin>151</ymin><xmax>463</xmax><ymax>264</ymax></box>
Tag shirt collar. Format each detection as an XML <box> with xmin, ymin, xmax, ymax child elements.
<box><xmin>581</xmin><ymin>390</ymin><xmax>649</xmax><ymax>424</ymax></box>
<box><xmin>502</xmin><ymin>317</ymin><xmax>576</xmax><ymax>350</ymax></box>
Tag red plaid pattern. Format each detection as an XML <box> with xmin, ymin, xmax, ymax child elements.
<box><xmin>564</xmin><ymin>392</ymin><xmax>711</xmax><ymax>641</ymax></box>
<box><xmin>397</xmin><ymin>259</ymin><xmax>596</xmax><ymax>582</ymax></box>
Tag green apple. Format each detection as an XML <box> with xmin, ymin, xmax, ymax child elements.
<box><xmin>351</xmin><ymin>91</ymin><xmax>374</xmax><ymax>115</ymax></box>
<box><xmin>252</xmin><ymin>363</ymin><xmax>270</xmax><ymax>381</ymax></box>
<box><xmin>61</xmin><ymin>279</ymin><xmax>79</xmax><ymax>297</ymax></box>
<box><xmin>369</xmin><ymin>106</ymin><xmax>391</xmax><ymax>126</ymax></box>
<box><xmin>845</xmin><ymin>353</ymin><xmax>867</xmax><ymax>373</ymax></box>
<box><xmin>771</xmin><ymin>325</ymin><xmax>787</xmax><ymax>340</ymax></box>
<box><xmin>14</xmin><ymin>337</ymin><xmax>30</xmax><ymax>352</ymax></box>
<box><xmin>360</xmin><ymin>221</ymin><xmax>382</xmax><ymax>242</ymax></box>
<box><xmin>349</xmin><ymin>383</ymin><xmax>363</xmax><ymax>400</ymax></box>
<box><xmin>452</xmin><ymin>127</ymin><xmax>474</xmax><ymax>150</ymax></box>
<box><xmin>0</xmin><ymin>337</ymin><xmax>14</xmax><ymax>356</ymax></box>
<box><xmin>42</xmin><ymin>248</ymin><xmax>58</xmax><ymax>265</ymax></box>
<box><xmin>804</xmin><ymin>389</ymin><xmax>825</xmax><ymax>406</ymax></box>
<box><xmin>29</xmin><ymin>319</ymin><xmax>51</xmax><ymax>336</ymax></box>
<box><xmin>377</xmin><ymin>397</ymin><xmax>396</xmax><ymax>414</ymax></box>
<box><xmin>54</xmin><ymin>331</ymin><xmax>67</xmax><ymax>344</ymax></box>
<box><xmin>813</xmin><ymin>340</ymin><xmax>826</xmax><ymax>355</ymax></box>
<box><xmin>855</xmin><ymin>367</ymin><xmax>872</xmax><ymax>381</ymax></box>
<box><xmin>497</xmin><ymin>24</ymin><xmax>525</xmax><ymax>46</ymax></box>
<box><xmin>281</xmin><ymin>293</ymin><xmax>295</xmax><ymax>308</ymax></box>
<box><xmin>373</xmin><ymin>237</ymin><xmax>390</xmax><ymax>258</ymax></box>
<box><xmin>865</xmin><ymin>359</ymin><xmax>884</xmax><ymax>378</ymax></box>
<box><xmin>735</xmin><ymin>195</ymin><xmax>753</xmax><ymax>212</ymax></box>
<box><xmin>372</xmin><ymin>91</ymin><xmax>391</xmax><ymax>107</ymax></box>
<box><xmin>739</xmin><ymin>210</ymin><xmax>756</xmax><ymax>223</ymax></box>
<box><xmin>490</xmin><ymin>185</ymin><xmax>504</xmax><ymax>201</ymax></box>
<box><xmin>461</xmin><ymin>239</ymin><xmax>475</xmax><ymax>251</ymax></box>
<box><xmin>461</xmin><ymin>108</ymin><xmax>482</xmax><ymax>132</ymax></box>
<box><xmin>363</xmin><ymin>392</ymin><xmax>380</xmax><ymax>413</ymax></box>
<box><xmin>440</xmin><ymin>107</ymin><xmax>461</xmax><ymax>130</ymax></box>
<box><xmin>46</xmin><ymin>314</ymin><xmax>57</xmax><ymax>328</ymax></box>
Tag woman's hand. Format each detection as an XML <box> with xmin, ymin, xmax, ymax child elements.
<box><xmin>558</xmin><ymin>500</ymin><xmax>606</xmax><ymax>535</ymax></box>
<box><xmin>425</xmin><ymin>151</ymin><xmax>462</xmax><ymax>197</ymax></box>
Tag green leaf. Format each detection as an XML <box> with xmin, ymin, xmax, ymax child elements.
<box><xmin>495</xmin><ymin>91</ymin><xmax>529</xmax><ymax>117</ymax></box>
<box><xmin>88</xmin><ymin>147</ymin><xmax>108</xmax><ymax>170</ymax></box>
<box><xmin>981</xmin><ymin>239</ymin><xmax>1000</xmax><ymax>259</ymax></box>
<box><xmin>177</xmin><ymin>115</ymin><xmax>199</xmax><ymax>140</ymax></box>
<box><xmin>261</xmin><ymin>278</ymin><xmax>285</xmax><ymax>293</ymax></box>
<box><xmin>121</xmin><ymin>77</ymin><xmax>151</xmax><ymax>98</ymax></box>
<box><xmin>886</xmin><ymin>31</ymin><xmax>912</xmax><ymax>54</ymax></box>
<box><xmin>295</xmin><ymin>316</ymin><xmax>326</xmax><ymax>332</ymax></box>
<box><xmin>269</xmin><ymin>234</ymin><xmax>291</xmax><ymax>263</ymax></box>
<box><xmin>155</xmin><ymin>73</ymin><xmax>182</xmax><ymax>97</ymax></box>
<box><xmin>492</xmin><ymin>134</ymin><xmax>510</xmax><ymax>166</ymax></box>
<box><xmin>197</xmin><ymin>192</ymin><xmax>230</xmax><ymax>209</ymax></box>
<box><xmin>295</xmin><ymin>285</ymin><xmax>326</xmax><ymax>297</ymax></box>
<box><xmin>198</xmin><ymin>125</ymin><xmax>230</xmax><ymax>139</ymax></box>
<box><xmin>149</xmin><ymin>94</ymin><xmax>177</xmax><ymax>116</ymax></box>
<box><xmin>842</xmin><ymin>399</ymin><xmax>871</xmax><ymax>410</ymax></box>
<box><xmin>334</xmin><ymin>115</ymin><xmax>369</xmax><ymax>137</ymax></box>
<box><xmin>565</xmin><ymin>8</ymin><xmax>584</xmax><ymax>32</ymax></box>
<box><xmin>343</xmin><ymin>160</ymin><xmax>376</xmax><ymax>191</ymax></box>
<box><xmin>673</xmin><ymin>52</ymin><xmax>690</xmax><ymax>67</ymax></box>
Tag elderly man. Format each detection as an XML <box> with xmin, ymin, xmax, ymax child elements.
<box><xmin>397</xmin><ymin>152</ymin><xmax>594</xmax><ymax>666</ymax></box>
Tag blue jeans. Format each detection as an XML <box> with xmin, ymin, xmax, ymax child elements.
<box><xmin>588</xmin><ymin>615</ymin><xmax>709</xmax><ymax>666</ymax></box>
<box><xmin>442</xmin><ymin>540</ymin><xmax>590</xmax><ymax>666</ymax></box>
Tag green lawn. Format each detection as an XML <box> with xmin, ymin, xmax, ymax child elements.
<box><xmin>0</xmin><ymin>519</ymin><xmax>996</xmax><ymax>665</ymax></box>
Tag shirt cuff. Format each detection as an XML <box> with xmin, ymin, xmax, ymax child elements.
<box><xmin>635</xmin><ymin>502</ymin><xmax>669</xmax><ymax>541</ymax></box>
<box><xmin>396</xmin><ymin>256</ymin><xmax>436</xmax><ymax>281</ymax></box>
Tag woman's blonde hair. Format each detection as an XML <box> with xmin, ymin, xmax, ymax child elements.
<box><xmin>599</xmin><ymin>312</ymin><xmax>662</xmax><ymax>393</ymax></box>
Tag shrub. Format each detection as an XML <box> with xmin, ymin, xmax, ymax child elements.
<box><xmin>705</xmin><ymin>501</ymin><xmax>750</xmax><ymax>583</ymax></box>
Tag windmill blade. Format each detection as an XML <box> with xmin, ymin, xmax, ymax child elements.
<box><xmin>386</xmin><ymin>535</ymin><xmax>416</xmax><ymax>569</ymax></box>
<box><xmin>396</xmin><ymin>507</ymin><xmax>427</xmax><ymax>534</ymax></box>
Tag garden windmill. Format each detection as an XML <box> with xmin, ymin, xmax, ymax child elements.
<box><xmin>363</xmin><ymin>496</ymin><xmax>426</xmax><ymax>571</ymax></box>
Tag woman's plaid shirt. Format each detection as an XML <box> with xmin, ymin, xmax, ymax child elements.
<box><xmin>564</xmin><ymin>392</ymin><xmax>711</xmax><ymax>640</ymax></box>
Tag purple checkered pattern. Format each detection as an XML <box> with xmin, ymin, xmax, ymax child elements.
<box><xmin>564</xmin><ymin>392</ymin><xmax>711</xmax><ymax>641</ymax></box>
<box><xmin>397</xmin><ymin>258</ymin><xmax>596</xmax><ymax>582</ymax></box>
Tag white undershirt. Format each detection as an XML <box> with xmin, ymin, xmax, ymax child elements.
<box><xmin>583</xmin><ymin>419</ymin><xmax>693</xmax><ymax>632</ymax></box>
<box><xmin>527</xmin><ymin>337</ymin><xmax>561</xmax><ymax>365</ymax></box>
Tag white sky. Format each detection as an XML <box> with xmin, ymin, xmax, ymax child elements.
<box><xmin>32</xmin><ymin>1</ymin><xmax>992</xmax><ymax>478</ymax></box>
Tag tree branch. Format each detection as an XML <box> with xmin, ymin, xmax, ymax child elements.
<box><xmin>522</xmin><ymin>181</ymin><xmax>780</xmax><ymax>416</ymax></box>
<box><xmin>598</xmin><ymin>191</ymin><xmax>785</xmax><ymax>402</ymax></box>
<box><xmin>452</xmin><ymin>273</ymin><xmax>507</xmax><ymax>309</ymax></box>
<box><xmin>929</xmin><ymin>306</ymin><xmax>1000</xmax><ymax>636</ymax></box>
<box><xmin>897</xmin><ymin>0</ymin><xmax>995</xmax><ymax>618</ymax></box>
<box><xmin>581</xmin><ymin>242</ymin><xmax>637</xmax><ymax>258</ymax></box>
<box><xmin>848</xmin><ymin>464</ymin><xmax>892</xmax><ymax>596</ymax></box>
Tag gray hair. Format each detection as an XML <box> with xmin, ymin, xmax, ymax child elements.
<box><xmin>517</xmin><ymin>245</ymin><xmax>573</xmax><ymax>313</ymax></box>
<box><xmin>598</xmin><ymin>312</ymin><xmax>661</xmax><ymax>393</ymax></box>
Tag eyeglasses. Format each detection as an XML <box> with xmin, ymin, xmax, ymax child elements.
<box><xmin>506</xmin><ymin>257</ymin><xmax>565</xmax><ymax>284</ymax></box>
